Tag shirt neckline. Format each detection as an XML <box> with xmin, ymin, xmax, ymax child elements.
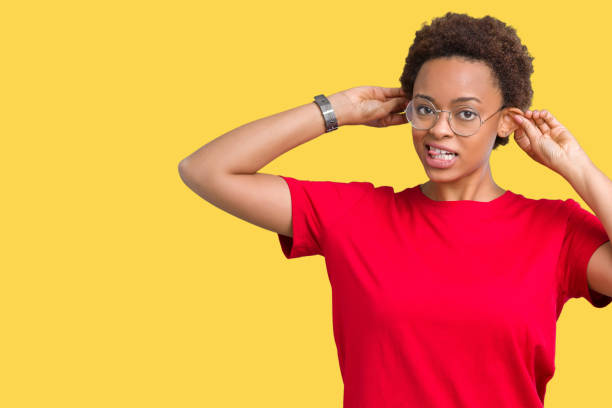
<box><xmin>413</xmin><ymin>183</ymin><xmax>514</xmax><ymax>210</ymax></box>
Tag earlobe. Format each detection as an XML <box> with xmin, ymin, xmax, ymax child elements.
<box><xmin>497</xmin><ymin>107</ymin><xmax>524</xmax><ymax>138</ymax></box>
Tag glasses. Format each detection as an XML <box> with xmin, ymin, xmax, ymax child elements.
<box><xmin>405</xmin><ymin>96</ymin><xmax>506</xmax><ymax>137</ymax></box>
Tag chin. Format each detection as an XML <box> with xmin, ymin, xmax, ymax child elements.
<box><xmin>424</xmin><ymin>167</ymin><xmax>462</xmax><ymax>182</ymax></box>
<box><xmin>427</xmin><ymin>173</ymin><xmax>459</xmax><ymax>182</ymax></box>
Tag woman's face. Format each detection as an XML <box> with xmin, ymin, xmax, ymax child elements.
<box><xmin>411</xmin><ymin>56</ymin><xmax>518</xmax><ymax>183</ymax></box>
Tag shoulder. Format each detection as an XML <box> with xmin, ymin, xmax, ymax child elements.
<box><xmin>507</xmin><ymin>191</ymin><xmax>569</xmax><ymax>211</ymax></box>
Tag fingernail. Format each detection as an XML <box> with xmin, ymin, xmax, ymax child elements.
<box><xmin>513</xmin><ymin>114</ymin><xmax>523</xmax><ymax>122</ymax></box>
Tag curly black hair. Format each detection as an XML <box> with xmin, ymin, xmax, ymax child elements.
<box><xmin>399</xmin><ymin>12</ymin><xmax>534</xmax><ymax>150</ymax></box>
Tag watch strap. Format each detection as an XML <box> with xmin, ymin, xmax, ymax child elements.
<box><xmin>313</xmin><ymin>94</ymin><xmax>338</xmax><ymax>132</ymax></box>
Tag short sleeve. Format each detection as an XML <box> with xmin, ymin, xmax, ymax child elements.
<box><xmin>558</xmin><ymin>199</ymin><xmax>612</xmax><ymax>308</ymax></box>
<box><xmin>276</xmin><ymin>175</ymin><xmax>374</xmax><ymax>259</ymax></box>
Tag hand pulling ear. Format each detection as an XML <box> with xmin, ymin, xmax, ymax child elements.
<box><xmin>498</xmin><ymin>107</ymin><xmax>525</xmax><ymax>137</ymax></box>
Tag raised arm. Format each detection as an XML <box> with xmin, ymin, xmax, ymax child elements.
<box><xmin>177</xmin><ymin>87</ymin><xmax>408</xmax><ymax>236</ymax></box>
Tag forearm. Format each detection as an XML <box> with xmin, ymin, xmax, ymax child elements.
<box><xmin>179</xmin><ymin>92</ymin><xmax>353</xmax><ymax>176</ymax></box>
<box><xmin>564</xmin><ymin>156</ymin><xmax>612</xmax><ymax>239</ymax></box>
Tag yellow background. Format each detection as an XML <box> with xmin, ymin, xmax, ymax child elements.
<box><xmin>3</xmin><ymin>1</ymin><xmax>612</xmax><ymax>406</ymax></box>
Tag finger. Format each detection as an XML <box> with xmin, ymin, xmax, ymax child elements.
<box><xmin>513</xmin><ymin>114</ymin><xmax>541</xmax><ymax>155</ymax></box>
<box><xmin>513</xmin><ymin>114</ymin><xmax>541</xmax><ymax>140</ymax></box>
<box><xmin>381</xmin><ymin>87</ymin><xmax>406</xmax><ymax>98</ymax></box>
<box><xmin>363</xmin><ymin>121</ymin><xmax>381</xmax><ymax>128</ymax></box>
<box><xmin>542</xmin><ymin>110</ymin><xmax>563</xmax><ymax>129</ymax></box>
<box><xmin>385</xmin><ymin>96</ymin><xmax>409</xmax><ymax>114</ymax></box>
<box><xmin>532</xmin><ymin>110</ymin><xmax>551</xmax><ymax>135</ymax></box>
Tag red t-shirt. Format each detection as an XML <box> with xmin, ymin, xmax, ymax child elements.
<box><xmin>276</xmin><ymin>175</ymin><xmax>611</xmax><ymax>408</ymax></box>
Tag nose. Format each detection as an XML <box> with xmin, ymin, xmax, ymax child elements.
<box><xmin>428</xmin><ymin>110</ymin><xmax>454</xmax><ymax>138</ymax></box>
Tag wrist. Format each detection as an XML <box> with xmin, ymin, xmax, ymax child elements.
<box><xmin>326</xmin><ymin>92</ymin><xmax>355</xmax><ymax>127</ymax></box>
<box><xmin>561</xmin><ymin>150</ymin><xmax>595</xmax><ymax>186</ymax></box>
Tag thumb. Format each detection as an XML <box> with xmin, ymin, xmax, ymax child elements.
<box><xmin>387</xmin><ymin>112</ymin><xmax>409</xmax><ymax>126</ymax></box>
<box><xmin>377</xmin><ymin>98</ymin><xmax>409</xmax><ymax>127</ymax></box>
<box><xmin>513</xmin><ymin>128</ymin><xmax>532</xmax><ymax>154</ymax></box>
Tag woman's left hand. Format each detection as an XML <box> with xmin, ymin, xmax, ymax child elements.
<box><xmin>512</xmin><ymin>109</ymin><xmax>591</xmax><ymax>178</ymax></box>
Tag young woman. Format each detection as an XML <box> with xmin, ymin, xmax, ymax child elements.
<box><xmin>179</xmin><ymin>12</ymin><xmax>612</xmax><ymax>408</ymax></box>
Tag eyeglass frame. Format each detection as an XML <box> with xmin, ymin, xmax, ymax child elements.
<box><xmin>404</xmin><ymin>97</ymin><xmax>507</xmax><ymax>137</ymax></box>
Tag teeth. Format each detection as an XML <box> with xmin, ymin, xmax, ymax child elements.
<box><xmin>429</xmin><ymin>145</ymin><xmax>456</xmax><ymax>155</ymax></box>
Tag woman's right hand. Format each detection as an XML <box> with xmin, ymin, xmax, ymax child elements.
<box><xmin>329</xmin><ymin>86</ymin><xmax>410</xmax><ymax>128</ymax></box>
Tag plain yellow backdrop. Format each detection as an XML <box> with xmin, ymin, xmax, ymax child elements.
<box><xmin>3</xmin><ymin>0</ymin><xmax>612</xmax><ymax>407</ymax></box>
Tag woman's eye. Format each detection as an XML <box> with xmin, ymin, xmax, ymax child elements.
<box><xmin>457</xmin><ymin>110</ymin><xmax>477</xmax><ymax>120</ymax></box>
<box><xmin>416</xmin><ymin>106</ymin><xmax>434</xmax><ymax>115</ymax></box>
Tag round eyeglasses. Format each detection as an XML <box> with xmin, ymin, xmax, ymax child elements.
<box><xmin>404</xmin><ymin>97</ymin><xmax>506</xmax><ymax>137</ymax></box>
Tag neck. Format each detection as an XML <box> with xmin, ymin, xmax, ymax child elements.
<box><xmin>421</xmin><ymin>165</ymin><xmax>504</xmax><ymax>202</ymax></box>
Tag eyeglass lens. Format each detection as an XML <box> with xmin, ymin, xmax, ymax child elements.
<box><xmin>405</xmin><ymin>97</ymin><xmax>483</xmax><ymax>136</ymax></box>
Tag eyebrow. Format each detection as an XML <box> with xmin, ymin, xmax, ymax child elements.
<box><xmin>415</xmin><ymin>93</ymin><xmax>482</xmax><ymax>104</ymax></box>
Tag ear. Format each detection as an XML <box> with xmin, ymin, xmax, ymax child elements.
<box><xmin>496</xmin><ymin>107</ymin><xmax>524</xmax><ymax>139</ymax></box>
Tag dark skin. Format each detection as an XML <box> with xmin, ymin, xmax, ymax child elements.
<box><xmin>410</xmin><ymin>56</ymin><xmax>524</xmax><ymax>202</ymax></box>
<box><xmin>327</xmin><ymin>58</ymin><xmax>612</xmax><ymax>299</ymax></box>
<box><xmin>320</xmin><ymin>55</ymin><xmax>525</xmax><ymax>202</ymax></box>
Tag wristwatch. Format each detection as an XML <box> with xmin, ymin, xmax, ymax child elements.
<box><xmin>313</xmin><ymin>94</ymin><xmax>338</xmax><ymax>132</ymax></box>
